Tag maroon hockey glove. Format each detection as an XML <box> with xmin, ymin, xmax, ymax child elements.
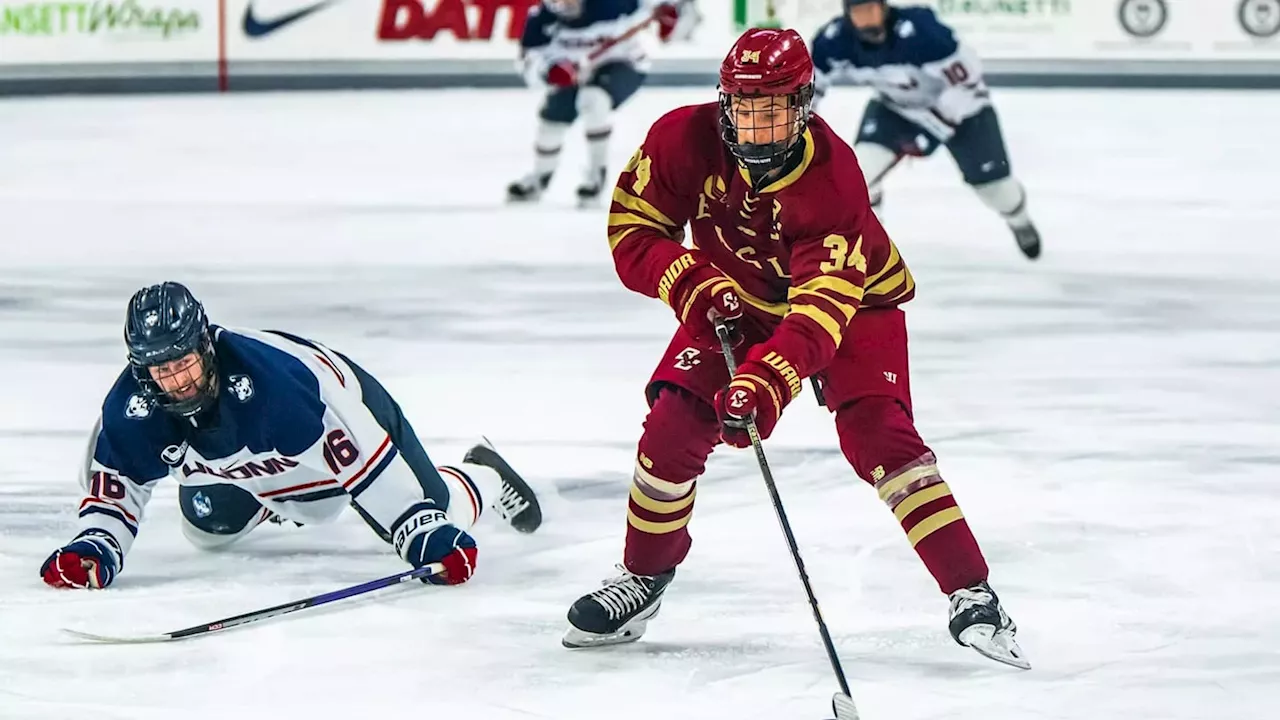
<box><xmin>663</xmin><ymin>253</ymin><xmax>744</xmax><ymax>350</ymax></box>
<box><xmin>40</xmin><ymin>533</ymin><xmax>121</xmax><ymax>589</ymax></box>
<box><xmin>713</xmin><ymin>354</ymin><xmax>800</xmax><ymax>448</ymax></box>
<box><xmin>546</xmin><ymin>60</ymin><xmax>579</xmax><ymax>88</ymax></box>
<box><xmin>655</xmin><ymin>2</ymin><xmax>681</xmax><ymax>42</ymax></box>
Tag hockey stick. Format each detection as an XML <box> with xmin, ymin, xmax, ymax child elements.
<box><xmin>586</xmin><ymin>14</ymin><xmax>658</xmax><ymax>63</ymax></box>
<box><xmin>714</xmin><ymin>319</ymin><xmax>860</xmax><ymax>720</ymax></box>
<box><xmin>61</xmin><ymin>562</ymin><xmax>445</xmax><ymax>644</ymax></box>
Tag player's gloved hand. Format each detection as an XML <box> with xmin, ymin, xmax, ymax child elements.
<box><xmin>713</xmin><ymin>357</ymin><xmax>796</xmax><ymax>447</ymax></box>
<box><xmin>395</xmin><ymin>505</ymin><xmax>478</xmax><ymax>586</ymax></box>
<box><xmin>40</xmin><ymin>532</ymin><xmax>121</xmax><ymax>589</ymax></box>
<box><xmin>545</xmin><ymin>59</ymin><xmax>579</xmax><ymax>88</ymax></box>
<box><xmin>655</xmin><ymin>2</ymin><xmax>681</xmax><ymax>42</ymax></box>
<box><xmin>665</xmin><ymin>252</ymin><xmax>744</xmax><ymax>350</ymax></box>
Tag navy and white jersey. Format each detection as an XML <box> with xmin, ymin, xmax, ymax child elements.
<box><xmin>812</xmin><ymin>6</ymin><xmax>990</xmax><ymax>139</ymax></box>
<box><xmin>518</xmin><ymin>0</ymin><xmax>654</xmax><ymax>87</ymax></box>
<box><xmin>76</xmin><ymin>327</ymin><xmax>441</xmax><ymax>564</ymax></box>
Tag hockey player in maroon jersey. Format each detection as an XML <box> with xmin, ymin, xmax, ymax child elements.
<box><xmin>561</xmin><ymin>27</ymin><xmax>1026</xmax><ymax>668</ymax></box>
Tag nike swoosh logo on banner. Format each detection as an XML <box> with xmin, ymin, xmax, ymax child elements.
<box><xmin>243</xmin><ymin>1</ymin><xmax>333</xmax><ymax>38</ymax></box>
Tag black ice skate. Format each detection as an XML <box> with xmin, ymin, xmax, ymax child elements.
<box><xmin>575</xmin><ymin>166</ymin><xmax>608</xmax><ymax>207</ymax></box>
<box><xmin>562</xmin><ymin>565</ymin><xmax>675</xmax><ymax>648</ymax></box>
<box><xmin>1011</xmin><ymin>222</ymin><xmax>1041</xmax><ymax>260</ymax></box>
<box><xmin>506</xmin><ymin>172</ymin><xmax>551</xmax><ymax>203</ymax></box>
<box><xmin>948</xmin><ymin>580</ymin><xmax>1029</xmax><ymax>669</ymax></box>
<box><xmin>463</xmin><ymin>440</ymin><xmax>542</xmax><ymax>534</ymax></box>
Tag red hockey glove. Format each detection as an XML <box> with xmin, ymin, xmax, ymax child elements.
<box><xmin>40</xmin><ymin>533</ymin><xmax>121</xmax><ymax>589</ymax></box>
<box><xmin>546</xmin><ymin>60</ymin><xmax>579</xmax><ymax>88</ymax></box>
<box><xmin>713</xmin><ymin>355</ymin><xmax>799</xmax><ymax>448</ymax></box>
<box><xmin>663</xmin><ymin>253</ymin><xmax>744</xmax><ymax>350</ymax></box>
<box><xmin>655</xmin><ymin>2</ymin><xmax>681</xmax><ymax>42</ymax></box>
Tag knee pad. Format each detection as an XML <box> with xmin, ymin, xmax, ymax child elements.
<box><xmin>179</xmin><ymin>484</ymin><xmax>266</xmax><ymax>550</ymax></box>
<box><xmin>576</xmin><ymin>85</ymin><xmax>613</xmax><ymax>132</ymax></box>
<box><xmin>834</xmin><ymin>396</ymin><xmax>930</xmax><ymax>484</ymax></box>
<box><xmin>634</xmin><ymin>386</ymin><xmax>720</xmax><ymax>498</ymax></box>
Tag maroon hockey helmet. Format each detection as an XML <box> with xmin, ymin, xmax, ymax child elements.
<box><xmin>718</xmin><ymin>28</ymin><xmax>816</xmax><ymax>177</ymax></box>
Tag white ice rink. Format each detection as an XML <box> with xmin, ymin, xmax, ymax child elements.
<box><xmin>0</xmin><ymin>87</ymin><xmax>1277</xmax><ymax>720</ymax></box>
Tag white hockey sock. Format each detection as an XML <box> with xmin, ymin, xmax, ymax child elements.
<box><xmin>577</xmin><ymin>86</ymin><xmax>613</xmax><ymax>175</ymax></box>
<box><xmin>973</xmin><ymin>176</ymin><xmax>1032</xmax><ymax>228</ymax></box>
<box><xmin>853</xmin><ymin>141</ymin><xmax>901</xmax><ymax>211</ymax></box>
<box><xmin>436</xmin><ymin>463</ymin><xmax>502</xmax><ymax>531</ymax></box>
<box><xmin>533</xmin><ymin>120</ymin><xmax>570</xmax><ymax>178</ymax></box>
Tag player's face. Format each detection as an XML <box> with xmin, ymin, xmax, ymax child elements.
<box><xmin>545</xmin><ymin>0</ymin><xmax>581</xmax><ymax>18</ymax></box>
<box><xmin>147</xmin><ymin>352</ymin><xmax>206</xmax><ymax>401</ymax></box>
<box><xmin>730</xmin><ymin>95</ymin><xmax>797</xmax><ymax>147</ymax></box>
<box><xmin>850</xmin><ymin>3</ymin><xmax>888</xmax><ymax>42</ymax></box>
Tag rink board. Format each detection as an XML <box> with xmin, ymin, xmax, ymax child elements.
<box><xmin>1</xmin><ymin>0</ymin><xmax>1279</xmax><ymax>92</ymax></box>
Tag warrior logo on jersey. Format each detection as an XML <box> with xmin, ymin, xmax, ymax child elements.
<box><xmin>191</xmin><ymin>491</ymin><xmax>213</xmax><ymax>518</ymax></box>
<box><xmin>228</xmin><ymin>374</ymin><xmax>254</xmax><ymax>402</ymax></box>
<box><xmin>161</xmin><ymin>440</ymin><xmax>189</xmax><ymax>466</ymax></box>
<box><xmin>125</xmin><ymin>393</ymin><xmax>153</xmax><ymax>419</ymax></box>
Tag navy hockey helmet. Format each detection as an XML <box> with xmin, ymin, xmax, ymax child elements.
<box><xmin>846</xmin><ymin>0</ymin><xmax>890</xmax><ymax>43</ymax></box>
<box><xmin>124</xmin><ymin>281</ymin><xmax>219</xmax><ymax>417</ymax></box>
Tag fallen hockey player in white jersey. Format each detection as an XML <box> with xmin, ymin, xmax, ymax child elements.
<box><xmin>506</xmin><ymin>0</ymin><xmax>699</xmax><ymax>206</ymax></box>
<box><xmin>812</xmin><ymin>0</ymin><xmax>1042</xmax><ymax>259</ymax></box>
<box><xmin>40</xmin><ymin>281</ymin><xmax>542</xmax><ymax>590</ymax></box>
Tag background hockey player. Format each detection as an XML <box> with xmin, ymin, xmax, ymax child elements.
<box><xmin>812</xmin><ymin>0</ymin><xmax>1042</xmax><ymax>259</ymax></box>
<box><xmin>507</xmin><ymin>0</ymin><xmax>700</xmax><ymax>205</ymax></box>
<box><xmin>562</xmin><ymin>28</ymin><xmax>1027</xmax><ymax>668</ymax></box>
<box><xmin>40</xmin><ymin>282</ymin><xmax>542</xmax><ymax>591</ymax></box>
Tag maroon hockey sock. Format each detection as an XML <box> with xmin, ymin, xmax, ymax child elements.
<box><xmin>835</xmin><ymin>397</ymin><xmax>989</xmax><ymax>594</ymax></box>
<box><xmin>622</xmin><ymin>387</ymin><xmax>720</xmax><ymax>577</ymax></box>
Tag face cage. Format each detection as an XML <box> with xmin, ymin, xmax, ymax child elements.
<box><xmin>130</xmin><ymin>336</ymin><xmax>219</xmax><ymax>417</ymax></box>
<box><xmin>718</xmin><ymin>86</ymin><xmax>814</xmax><ymax>172</ymax></box>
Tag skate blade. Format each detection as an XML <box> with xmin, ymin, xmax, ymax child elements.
<box><xmin>561</xmin><ymin>620</ymin><xmax>649</xmax><ymax>649</ymax></box>
<box><xmin>958</xmin><ymin>625</ymin><xmax>1031</xmax><ymax>669</ymax></box>
<box><xmin>830</xmin><ymin>692</ymin><xmax>861</xmax><ymax>719</ymax></box>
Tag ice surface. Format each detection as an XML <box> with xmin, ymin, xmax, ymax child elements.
<box><xmin>0</xmin><ymin>87</ymin><xmax>1276</xmax><ymax>720</ymax></box>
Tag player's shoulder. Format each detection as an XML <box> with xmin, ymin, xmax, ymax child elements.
<box><xmin>213</xmin><ymin>327</ymin><xmax>328</xmax><ymax>452</ymax></box>
<box><xmin>813</xmin><ymin>15</ymin><xmax>856</xmax><ymax>54</ymax></box>
<box><xmin>803</xmin><ymin>115</ymin><xmax>868</xmax><ymax>190</ymax></box>
<box><xmin>576</xmin><ymin>0</ymin><xmax>641</xmax><ymax>25</ymax></box>
<box><xmin>646</xmin><ymin>103</ymin><xmax>721</xmax><ymax>147</ymax></box>
<box><xmin>890</xmin><ymin>5</ymin><xmax>959</xmax><ymax>62</ymax></box>
<box><xmin>100</xmin><ymin>367</ymin><xmax>177</xmax><ymax>439</ymax></box>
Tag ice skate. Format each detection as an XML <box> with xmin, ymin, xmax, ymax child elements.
<box><xmin>1011</xmin><ymin>222</ymin><xmax>1041</xmax><ymax>260</ymax></box>
<box><xmin>563</xmin><ymin>564</ymin><xmax>675</xmax><ymax>648</ymax></box>
<box><xmin>575</xmin><ymin>166</ymin><xmax>608</xmax><ymax>208</ymax></box>
<box><xmin>463</xmin><ymin>440</ymin><xmax>542</xmax><ymax>534</ymax></box>
<box><xmin>506</xmin><ymin>172</ymin><xmax>551</xmax><ymax>203</ymax></box>
<box><xmin>948</xmin><ymin>580</ymin><xmax>1029</xmax><ymax>669</ymax></box>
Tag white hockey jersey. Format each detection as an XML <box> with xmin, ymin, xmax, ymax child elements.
<box><xmin>75</xmin><ymin>327</ymin><xmax>472</xmax><ymax>567</ymax></box>
<box><xmin>517</xmin><ymin>0</ymin><xmax>659</xmax><ymax>86</ymax></box>
<box><xmin>811</xmin><ymin>5</ymin><xmax>991</xmax><ymax>141</ymax></box>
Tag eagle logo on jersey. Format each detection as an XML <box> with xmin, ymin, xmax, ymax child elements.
<box><xmin>125</xmin><ymin>393</ymin><xmax>153</xmax><ymax>419</ymax></box>
<box><xmin>228</xmin><ymin>374</ymin><xmax>254</xmax><ymax>402</ymax></box>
